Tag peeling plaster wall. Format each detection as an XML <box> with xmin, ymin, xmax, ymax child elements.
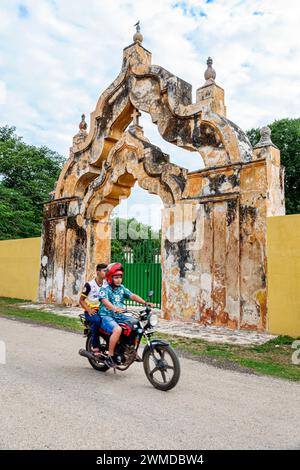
<box><xmin>159</xmin><ymin>156</ymin><xmax>283</xmax><ymax>331</ymax></box>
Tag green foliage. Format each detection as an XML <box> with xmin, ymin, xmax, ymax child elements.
<box><xmin>247</xmin><ymin>118</ymin><xmax>300</xmax><ymax>214</ymax></box>
<box><xmin>111</xmin><ymin>217</ymin><xmax>161</xmax><ymax>261</ymax></box>
<box><xmin>0</xmin><ymin>126</ymin><xmax>65</xmax><ymax>239</ymax></box>
<box><xmin>0</xmin><ymin>185</ymin><xmax>38</xmax><ymax>239</ymax></box>
<box><xmin>250</xmin><ymin>335</ymin><xmax>299</xmax><ymax>353</ymax></box>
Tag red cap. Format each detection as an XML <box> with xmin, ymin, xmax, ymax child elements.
<box><xmin>106</xmin><ymin>262</ymin><xmax>124</xmax><ymax>285</ymax></box>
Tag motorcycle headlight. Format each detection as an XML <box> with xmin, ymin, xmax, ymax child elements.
<box><xmin>149</xmin><ymin>313</ymin><xmax>158</xmax><ymax>327</ymax></box>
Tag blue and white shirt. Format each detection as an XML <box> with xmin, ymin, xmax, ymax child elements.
<box><xmin>98</xmin><ymin>284</ymin><xmax>133</xmax><ymax>318</ymax></box>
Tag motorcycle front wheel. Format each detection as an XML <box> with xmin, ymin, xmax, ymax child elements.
<box><xmin>143</xmin><ymin>344</ymin><xmax>180</xmax><ymax>391</ymax></box>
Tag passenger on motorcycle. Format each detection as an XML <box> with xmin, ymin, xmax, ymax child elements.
<box><xmin>98</xmin><ymin>262</ymin><xmax>154</xmax><ymax>368</ymax></box>
<box><xmin>79</xmin><ymin>263</ymin><xmax>108</xmax><ymax>356</ymax></box>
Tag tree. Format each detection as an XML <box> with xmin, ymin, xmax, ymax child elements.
<box><xmin>111</xmin><ymin>217</ymin><xmax>161</xmax><ymax>262</ymax></box>
<box><xmin>0</xmin><ymin>126</ymin><xmax>65</xmax><ymax>239</ymax></box>
<box><xmin>247</xmin><ymin>118</ymin><xmax>300</xmax><ymax>214</ymax></box>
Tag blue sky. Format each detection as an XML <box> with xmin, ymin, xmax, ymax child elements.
<box><xmin>0</xmin><ymin>0</ymin><xmax>299</xmax><ymax>228</ymax></box>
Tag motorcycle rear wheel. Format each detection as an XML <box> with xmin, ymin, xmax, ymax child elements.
<box><xmin>86</xmin><ymin>335</ymin><xmax>109</xmax><ymax>372</ymax></box>
<box><xmin>143</xmin><ymin>344</ymin><xmax>180</xmax><ymax>391</ymax></box>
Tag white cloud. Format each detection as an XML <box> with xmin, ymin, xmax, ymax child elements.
<box><xmin>0</xmin><ymin>81</ymin><xmax>7</xmax><ymax>104</ymax></box>
<box><xmin>0</xmin><ymin>0</ymin><xmax>299</xmax><ymax>227</ymax></box>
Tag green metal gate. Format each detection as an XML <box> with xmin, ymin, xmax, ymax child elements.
<box><xmin>111</xmin><ymin>240</ymin><xmax>162</xmax><ymax>307</ymax></box>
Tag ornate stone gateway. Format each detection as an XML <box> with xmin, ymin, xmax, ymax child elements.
<box><xmin>39</xmin><ymin>28</ymin><xmax>285</xmax><ymax>331</ymax></box>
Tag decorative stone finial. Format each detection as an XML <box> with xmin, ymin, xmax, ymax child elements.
<box><xmin>73</xmin><ymin>113</ymin><xmax>88</xmax><ymax>146</ymax></box>
<box><xmin>48</xmin><ymin>190</ymin><xmax>55</xmax><ymax>201</ymax></box>
<box><xmin>204</xmin><ymin>57</ymin><xmax>216</xmax><ymax>85</ymax></box>
<box><xmin>133</xmin><ymin>20</ymin><xmax>143</xmax><ymax>43</ymax></box>
<box><xmin>254</xmin><ymin>126</ymin><xmax>277</xmax><ymax>148</ymax></box>
<box><xmin>131</xmin><ymin>108</ymin><xmax>141</xmax><ymax>127</ymax></box>
<box><xmin>48</xmin><ymin>180</ymin><xmax>58</xmax><ymax>201</ymax></box>
<box><xmin>79</xmin><ymin>113</ymin><xmax>87</xmax><ymax>133</ymax></box>
<box><xmin>129</xmin><ymin>107</ymin><xmax>144</xmax><ymax>138</ymax></box>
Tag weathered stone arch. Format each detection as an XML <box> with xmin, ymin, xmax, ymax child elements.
<box><xmin>75</xmin><ymin>130</ymin><xmax>188</xmax><ymax>282</ymax></box>
<box><xmin>83</xmin><ymin>131</ymin><xmax>187</xmax><ymax>212</ymax></box>
<box><xmin>39</xmin><ymin>37</ymin><xmax>285</xmax><ymax>331</ymax></box>
<box><xmin>54</xmin><ymin>40</ymin><xmax>252</xmax><ymax>202</ymax></box>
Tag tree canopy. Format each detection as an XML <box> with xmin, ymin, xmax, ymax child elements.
<box><xmin>111</xmin><ymin>217</ymin><xmax>161</xmax><ymax>262</ymax></box>
<box><xmin>0</xmin><ymin>126</ymin><xmax>65</xmax><ymax>239</ymax></box>
<box><xmin>247</xmin><ymin>118</ymin><xmax>300</xmax><ymax>215</ymax></box>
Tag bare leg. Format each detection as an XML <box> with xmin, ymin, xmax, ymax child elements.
<box><xmin>108</xmin><ymin>325</ymin><xmax>122</xmax><ymax>356</ymax></box>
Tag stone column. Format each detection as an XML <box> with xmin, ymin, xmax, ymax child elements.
<box><xmin>161</xmin><ymin>201</ymin><xmax>200</xmax><ymax>321</ymax></box>
<box><xmin>38</xmin><ymin>199</ymin><xmax>71</xmax><ymax>303</ymax></box>
<box><xmin>253</xmin><ymin>126</ymin><xmax>285</xmax><ymax>216</ymax></box>
<box><xmin>61</xmin><ymin>214</ymin><xmax>87</xmax><ymax>305</ymax></box>
<box><xmin>85</xmin><ymin>218</ymin><xmax>112</xmax><ymax>282</ymax></box>
<box><xmin>38</xmin><ymin>197</ymin><xmax>83</xmax><ymax>304</ymax></box>
<box><xmin>239</xmin><ymin>160</ymin><xmax>268</xmax><ymax>330</ymax></box>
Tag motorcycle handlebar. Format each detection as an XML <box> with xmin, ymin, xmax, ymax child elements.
<box><xmin>122</xmin><ymin>308</ymin><xmax>151</xmax><ymax>318</ymax></box>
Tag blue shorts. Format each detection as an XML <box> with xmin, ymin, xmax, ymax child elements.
<box><xmin>100</xmin><ymin>314</ymin><xmax>129</xmax><ymax>335</ymax></box>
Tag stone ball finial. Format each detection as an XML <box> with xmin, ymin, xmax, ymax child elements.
<box><xmin>204</xmin><ymin>57</ymin><xmax>216</xmax><ymax>84</ymax></box>
<box><xmin>261</xmin><ymin>126</ymin><xmax>271</xmax><ymax>139</ymax></box>
<box><xmin>254</xmin><ymin>126</ymin><xmax>276</xmax><ymax>148</ymax></box>
<box><xmin>133</xmin><ymin>20</ymin><xmax>143</xmax><ymax>43</ymax></box>
<box><xmin>79</xmin><ymin>113</ymin><xmax>87</xmax><ymax>132</ymax></box>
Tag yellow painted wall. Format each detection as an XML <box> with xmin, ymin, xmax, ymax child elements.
<box><xmin>0</xmin><ymin>237</ymin><xmax>41</xmax><ymax>301</ymax></box>
<box><xmin>267</xmin><ymin>215</ymin><xmax>300</xmax><ymax>337</ymax></box>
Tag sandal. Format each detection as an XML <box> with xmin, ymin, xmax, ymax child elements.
<box><xmin>91</xmin><ymin>347</ymin><xmax>101</xmax><ymax>357</ymax></box>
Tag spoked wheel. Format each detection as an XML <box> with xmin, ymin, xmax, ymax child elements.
<box><xmin>86</xmin><ymin>335</ymin><xmax>109</xmax><ymax>372</ymax></box>
<box><xmin>143</xmin><ymin>344</ymin><xmax>180</xmax><ymax>391</ymax></box>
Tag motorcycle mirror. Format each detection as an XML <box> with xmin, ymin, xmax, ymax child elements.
<box><xmin>147</xmin><ymin>290</ymin><xmax>154</xmax><ymax>298</ymax></box>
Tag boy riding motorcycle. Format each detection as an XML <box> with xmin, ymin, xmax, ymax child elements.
<box><xmin>79</xmin><ymin>263</ymin><xmax>108</xmax><ymax>355</ymax></box>
<box><xmin>99</xmin><ymin>262</ymin><xmax>154</xmax><ymax>368</ymax></box>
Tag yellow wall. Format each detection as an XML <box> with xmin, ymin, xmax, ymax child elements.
<box><xmin>267</xmin><ymin>215</ymin><xmax>300</xmax><ymax>337</ymax></box>
<box><xmin>0</xmin><ymin>237</ymin><xmax>41</xmax><ymax>301</ymax></box>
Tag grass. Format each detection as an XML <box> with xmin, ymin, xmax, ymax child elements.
<box><xmin>0</xmin><ymin>296</ymin><xmax>299</xmax><ymax>382</ymax></box>
<box><xmin>0</xmin><ymin>297</ymin><xmax>82</xmax><ymax>333</ymax></box>
<box><xmin>153</xmin><ymin>332</ymin><xmax>300</xmax><ymax>382</ymax></box>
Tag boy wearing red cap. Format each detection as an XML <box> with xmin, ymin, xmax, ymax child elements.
<box><xmin>99</xmin><ymin>262</ymin><xmax>153</xmax><ymax>368</ymax></box>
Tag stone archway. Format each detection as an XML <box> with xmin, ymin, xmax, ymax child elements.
<box><xmin>39</xmin><ymin>33</ymin><xmax>285</xmax><ymax>331</ymax></box>
<box><xmin>76</xmin><ymin>129</ymin><xmax>187</xmax><ymax>299</ymax></box>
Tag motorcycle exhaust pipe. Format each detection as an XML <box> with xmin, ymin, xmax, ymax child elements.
<box><xmin>78</xmin><ymin>348</ymin><xmax>96</xmax><ymax>361</ymax></box>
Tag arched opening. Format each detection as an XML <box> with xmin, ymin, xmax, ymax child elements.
<box><xmin>137</xmin><ymin>112</ymin><xmax>205</xmax><ymax>172</ymax></box>
<box><xmin>110</xmin><ymin>182</ymin><xmax>163</xmax><ymax>307</ymax></box>
<box><xmin>119</xmin><ymin>109</ymin><xmax>205</xmax><ymax>173</ymax></box>
<box><xmin>78</xmin><ymin>129</ymin><xmax>188</xmax><ymax>305</ymax></box>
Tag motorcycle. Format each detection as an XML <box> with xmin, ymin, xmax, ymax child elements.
<box><xmin>78</xmin><ymin>291</ymin><xmax>180</xmax><ymax>391</ymax></box>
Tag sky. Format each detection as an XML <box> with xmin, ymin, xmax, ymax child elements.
<box><xmin>0</xmin><ymin>0</ymin><xmax>299</xmax><ymax>229</ymax></box>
